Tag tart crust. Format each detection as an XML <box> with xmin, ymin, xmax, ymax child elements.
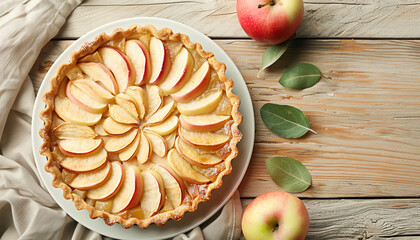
<box><xmin>39</xmin><ymin>24</ymin><xmax>242</xmax><ymax>229</ymax></box>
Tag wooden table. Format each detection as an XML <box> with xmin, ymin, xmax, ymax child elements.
<box><xmin>31</xmin><ymin>0</ymin><xmax>420</xmax><ymax>238</ymax></box>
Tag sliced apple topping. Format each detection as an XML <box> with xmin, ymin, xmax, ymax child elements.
<box><xmin>180</xmin><ymin>114</ymin><xmax>230</xmax><ymax>132</ymax></box>
<box><xmin>60</xmin><ymin>148</ymin><xmax>107</xmax><ymax>172</ymax></box>
<box><xmin>87</xmin><ymin>161</ymin><xmax>124</xmax><ymax>200</ymax></box>
<box><xmin>111</xmin><ymin>166</ymin><xmax>144</xmax><ymax>213</ymax></box>
<box><xmin>126</xmin><ymin>40</ymin><xmax>151</xmax><ymax>86</ymax></box>
<box><xmin>152</xmin><ymin>164</ymin><xmax>185</xmax><ymax>208</ymax></box>
<box><xmin>137</xmin><ymin>131</ymin><xmax>152</xmax><ymax>164</ymax></box>
<box><xmin>55</xmin><ymin>97</ymin><xmax>102</xmax><ymax>126</ymax></box>
<box><xmin>140</xmin><ymin>170</ymin><xmax>165</xmax><ymax>218</ymax></box>
<box><xmin>105</xmin><ymin>129</ymin><xmax>139</xmax><ymax>153</ymax></box>
<box><xmin>159</xmin><ymin>47</ymin><xmax>194</xmax><ymax>95</ymax></box>
<box><xmin>146</xmin><ymin>85</ymin><xmax>163</xmax><ymax>118</ymax></box>
<box><xmin>126</xmin><ymin>86</ymin><xmax>148</xmax><ymax>120</ymax></box>
<box><xmin>53</xmin><ymin>123</ymin><xmax>97</xmax><ymax>139</ymax></box>
<box><xmin>171</xmin><ymin>61</ymin><xmax>211</xmax><ymax>102</ymax></box>
<box><xmin>164</xmin><ymin>131</ymin><xmax>177</xmax><ymax>149</ymax></box>
<box><xmin>65</xmin><ymin>66</ymin><xmax>84</xmax><ymax>81</ymax></box>
<box><xmin>167</xmin><ymin>149</ymin><xmax>210</xmax><ymax>184</ymax></box>
<box><xmin>177</xmin><ymin>90</ymin><xmax>223</xmax><ymax>116</ymax></box>
<box><xmin>58</xmin><ymin>138</ymin><xmax>103</xmax><ymax>157</ymax></box>
<box><xmin>79</xmin><ymin>52</ymin><xmax>103</xmax><ymax>63</ymax></box>
<box><xmin>127</xmin><ymin>205</ymin><xmax>144</xmax><ymax>219</ymax></box>
<box><xmin>145</xmin><ymin>115</ymin><xmax>179</xmax><ymax>136</ymax></box>
<box><xmin>149</xmin><ymin>37</ymin><xmax>171</xmax><ymax>85</ymax></box>
<box><xmin>103</xmin><ymin>117</ymin><xmax>133</xmax><ymax>135</ymax></box>
<box><xmin>69</xmin><ymin>161</ymin><xmax>111</xmax><ymax>190</ymax></box>
<box><xmin>178</xmin><ymin>127</ymin><xmax>229</xmax><ymax>150</ymax></box>
<box><xmin>115</xmin><ymin>93</ymin><xmax>139</xmax><ymax>120</ymax></box>
<box><xmin>119</xmin><ymin>132</ymin><xmax>140</xmax><ymax>162</ymax></box>
<box><xmin>109</xmin><ymin>104</ymin><xmax>138</xmax><ymax>125</ymax></box>
<box><xmin>145</xmin><ymin>98</ymin><xmax>175</xmax><ymax>126</ymax></box>
<box><xmin>175</xmin><ymin>137</ymin><xmax>222</xmax><ymax>167</ymax></box>
<box><xmin>98</xmin><ymin>46</ymin><xmax>135</xmax><ymax>93</ymax></box>
<box><xmin>61</xmin><ymin>169</ymin><xmax>77</xmax><ymax>184</ymax></box>
<box><xmin>95</xmin><ymin>199</ymin><xmax>114</xmax><ymax>212</ymax></box>
<box><xmin>66</xmin><ymin>81</ymin><xmax>108</xmax><ymax>114</ymax></box>
<box><xmin>144</xmin><ymin>131</ymin><xmax>167</xmax><ymax>157</ymax></box>
<box><xmin>94</xmin><ymin>118</ymin><xmax>109</xmax><ymax>136</ymax></box>
<box><xmin>78</xmin><ymin>62</ymin><xmax>118</xmax><ymax>94</ymax></box>
<box><xmin>72</xmin><ymin>78</ymin><xmax>115</xmax><ymax>104</ymax></box>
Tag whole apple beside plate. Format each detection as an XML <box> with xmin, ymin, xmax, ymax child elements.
<box><xmin>236</xmin><ymin>0</ymin><xmax>304</xmax><ymax>44</ymax></box>
<box><xmin>242</xmin><ymin>191</ymin><xmax>309</xmax><ymax>240</ymax></box>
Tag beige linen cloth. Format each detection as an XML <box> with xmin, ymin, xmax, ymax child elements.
<box><xmin>0</xmin><ymin>0</ymin><xmax>243</xmax><ymax>239</ymax></box>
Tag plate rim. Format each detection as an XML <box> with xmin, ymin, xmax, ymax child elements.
<box><xmin>31</xmin><ymin>17</ymin><xmax>255</xmax><ymax>240</ymax></box>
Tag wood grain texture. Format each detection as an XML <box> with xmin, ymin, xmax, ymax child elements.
<box><xmin>241</xmin><ymin>198</ymin><xmax>420</xmax><ymax>239</ymax></box>
<box><xmin>56</xmin><ymin>0</ymin><xmax>420</xmax><ymax>39</ymax></box>
<box><xmin>30</xmin><ymin>39</ymin><xmax>420</xmax><ymax>198</ymax></box>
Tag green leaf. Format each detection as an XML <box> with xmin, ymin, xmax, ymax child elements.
<box><xmin>266</xmin><ymin>157</ymin><xmax>311</xmax><ymax>193</ymax></box>
<box><xmin>279</xmin><ymin>63</ymin><xmax>321</xmax><ymax>89</ymax></box>
<box><xmin>257</xmin><ymin>34</ymin><xmax>295</xmax><ymax>78</ymax></box>
<box><xmin>260</xmin><ymin>103</ymin><xmax>316</xmax><ymax>138</ymax></box>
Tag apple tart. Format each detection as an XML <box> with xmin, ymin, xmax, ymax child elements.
<box><xmin>39</xmin><ymin>25</ymin><xmax>242</xmax><ymax>228</ymax></box>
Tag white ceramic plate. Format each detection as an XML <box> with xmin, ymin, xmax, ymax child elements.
<box><xmin>31</xmin><ymin>17</ymin><xmax>254</xmax><ymax>240</ymax></box>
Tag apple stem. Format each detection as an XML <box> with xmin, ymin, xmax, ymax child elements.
<box><xmin>272</xmin><ymin>224</ymin><xmax>279</xmax><ymax>232</ymax></box>
<box><xmin>258</xmin><ymin>0</ymin><xmax>275</xmax><ymax>8</ymax></box>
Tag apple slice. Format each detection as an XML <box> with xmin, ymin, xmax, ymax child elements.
<box><xmin>159</xmin><ymin>47</ymin><xmax>194</xmax><ymax>95</ymax></box>
<box><xmin>144</xmin><ymin>131</ymin><xmax>167</xmax><ymax>157</ymax></box>
<box><xmin>66</xmin><ymin>81</ymin><xmax>108</xmax><ymax>114</ymax></box>
<box><xmin>109</xmin><ymin>104</ymin><xmax>138</xmax><ymax>125</ymax></box>
<box><xmin>177</xmin><ymin>90</ymin><xmax>223</xmax><ymax>116</ymax></box>
<box><xmin>148</xmin><ymin>37</ymin><xmax>171</xmax><ymax>85</ymax></box>
<box><xmin>115</xmin><ymin>93</ymin><xmax>139</xmax><ymax>120</ymax></box>
<box><xmin>78</xmin><ymin>62</ymin><xmax>118</xmax><ymax>94</ymax></box>
<box><xmin>98</xmin><ymin>46</ymin><xmax>135</xmax><ymax>92</ymax></box>
<box><xmin>119</xmin><ymin>132</ymin><xmax>140</xmax><ymax>162</ymax></box>
<box><xmin>171</xmin><ymin>61</ymin><xmax>211</xmax><ymax>102</ymax></box>
<box><xmin>69</xmin><ymin>161</ymin><xmax>112</xmax><ymax>190</ymax></box>
<box><xmin>145</xmin><ymin>115</ymin><xmax>179</xmax><ymax>136</ymax></box>
<box><xmin>60</xmin><ymin>148</ymin><xmax>107</xmax><ymax>173</ymax></box>
<box><xmin>125</xmin><ymin>40</ymin><xmax>151</xmax><ymax>85</ymax></box>
<box><xmin>146</xmin><ymin>85</ymin><xmax>163</xmax><ymax>118</ymax></box>
<box><xmin>144</xmin><ymin>98</ymin><xmax>175</xmax><ymax>126</ymax></box>
<box><xmin>103</xmin><ymin>117</ymin><xmax>133</xmax><ymax>135</ymax></box>
<box><xmin>180</xmin><ymin>114</ymin><xmax>231</xmax><ymax>132</ymax></box>
<box><xmin>167</xmin><ymin>149</ymin><xmax>210</xmax><ymax>184</ymax></box>
<box><xmin>175</xmin><ymin>137</ymin><xmax>223</xmax><ymax>167</ymax></box>
<box><xmin>152</xmin><ymin>164</ymin><xmax>185</xmax><ymax>207</ymax></box>
<box><xmin>164</xmin><ymin>131</ymin><xmax>177</xmax><ymax>149</ymax></box>
<box><xmin>79</xmin><ymin>52</ymin><xmax>103</xmax><ymax>63</ymax></box>
<box><xmin>126</xmin><ymin>86</ymin><xmax>148</xmax><ymax>119</ymax></box>
<box><xmin>87</xmin><ymin>161</ymin><xmax>124</xmax><ymax>200</ymax></box>
<box><xmin>105</xmin><ymin>129</ymin><xmax>139</xmax><ymax>153</ymax></box>
<box><xmin>178</xmin><ymin>127</ymin><xmax>229</xmax><ymax>150</ymax></box>
<box><xmin>72</xmin><ymin>78</ymin><xmax>115</xmax><ymax>104</ymax></box>
<box><xmin>94</xmin><ymin>118</ymin><xmax>109</xmax><ymax>136</ymax></box>
<box><xmin>54</xmin><ymin>97</ymin><xmax>102</xmax><ymax>126</ymax></box>
<box><xmin>111</xmin><ymin>166</ymin><xmax>144</xmax><ymax>213</ymax></box>
<box><xmin>53</xmin><ymin>122</ymin><xmax>97</xmax><ymax>139</ymax></box>
<box><xmin>58</xmin><ymin>138</ymin><xmax>103</xmax><ymax>157</ymax></box>
<box><xmin>137</xmin><ymin>131</ymin><xmax>152</xmax><ymax>164</ymax></box>
<box><xmin>140</xmin><ymin>170</ymin><xmax>165</xmax><ymax>218</ymax></box>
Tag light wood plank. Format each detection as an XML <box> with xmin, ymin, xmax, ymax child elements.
<box><xmin>241</xmin><ymin>198</ymin><xmax>420</xmax><ymax>239</ymax></box>
<box><xmin>56</xmin><ymin>0</ymin><xmax>420</xmax><ymax>39</ymax></box>
<box><xmin>30</xmin><ymin>39</ymin><xmax>420</xmax><ymax>198</ymax></box>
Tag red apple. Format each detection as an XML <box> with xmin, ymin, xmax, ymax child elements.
<box><xmin>241</xmin><ymin>191</ymin><xmax>309</xmax><ymax>240</ymax></box>
<box><xmin>236</xmin><ymin>0</ymin><xmax>304</xmax><ymax>44</ymax></box>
